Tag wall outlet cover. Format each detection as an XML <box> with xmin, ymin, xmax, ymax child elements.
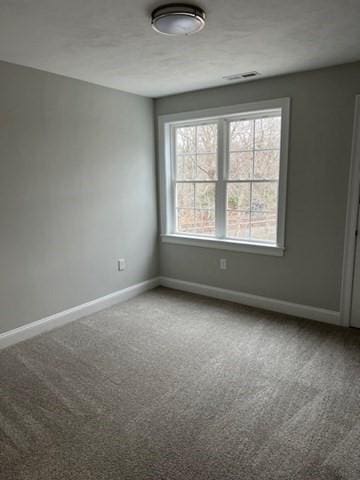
<box><xmin>118</xmin><ymin>258</ymin><xmax>126</xmax><ymax>271</ymax></box>
<box><xmin>220</xmin><ymin>258</ymin><xmax>227</xmax><ymax>270</ymax></box>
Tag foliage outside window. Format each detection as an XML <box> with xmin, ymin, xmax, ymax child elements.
<box><xmin>159</xmin><ymin>99</ymin><xmax>289</xmax><ymax>254</ymax></box>
<box><xmin>175</xmin><ymin>115</ymin><xmax>281</xmax><ymax>243</ymax></box>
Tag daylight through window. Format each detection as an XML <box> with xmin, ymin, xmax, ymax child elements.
<box><xmin>161</xmin><ymin>100</ymin><xmax>289</xmax><ymax>252</ymax></box>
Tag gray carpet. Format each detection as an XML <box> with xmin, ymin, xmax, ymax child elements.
<box><xmin>1</xmin><ymin>287</ymin><xmax>360</xmax><ymax>480</ymax></box>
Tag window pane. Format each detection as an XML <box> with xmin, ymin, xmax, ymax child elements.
<box><xmin>176</xmin><ymin>183</ymin><xmax>194</xmax><ymax>208</ymax></box>
<box><xmin>227</xmin><ymin>210</ymin><xmax>250</xmax><ymax>239</ymax></box>
<box><xmin>176</xmin><ymin>124</ymin><xmax>217</xmax><ymax>180</ymax></box>
<box><xmin>196</xmin><ymin>154</ymin><xmax>217</xmax><ymax>180</ymax></box>
<box><xmin>252</xmin><ymin>182</ymin><xmax>278</xmax><ymax>212</ymax></box>
<box><xmin>254</xmin><ymin>151</ymin><xmax>280</xmax><ymax>180</ymax></box>
<box><xmin>194</xmin><ymin>209</ymin><xmax>215</xmax><ymax>236</ymax></box>
<box><xmin>197</xmin><ymin>124</ymin><xmax>217</xmax><ymax>153</ymax></box>
<box><xmin>176</xmin><ymin>126</ymin><xmax>196</xmax><ymax>154</ymax></box>
<box><xmin>255</xmin><ymin>116</ymin><xmax>281</xmax><ymax>150</ymax></box>
<box><xmin>228</xmin><ymin>152</ymin><xmax>253</xmax><ymax>180</ymax></box>
<box><xmin>176</xmin><ymin>208</ymin><xmax>196</xmax><ymax>233</ymax></box>
<box><xmin>229</xmin><ymin>120</ymin><xmax>254</xmax><ymax>151</ymax></box>
<box><xmin>176</xmin><ymin>155</ymin><xmax>196</xmax><ymax>180</ymax></box>
<box><xmin>172</xmin><ymin>111</ymin><xmax>283</xmax><ymax>245</ymax></box>
<box><xmin>251</xmin><ymin>212</ymin><xmax>277</xmax><ymax>242</ymax></box>
<box><xmin>176</xmin><ymin>183</ymin><xmax>215</xmax><ymax>236</ymax></box>
<box><xmin>227</xmin><ymin>183</ymin><xmax>250</xmax><ymax>211</ymax></box>
<box><xmin>195</xmin><ymin>183</ymin><xmax>215</xmax><ymax>209</ymax></box>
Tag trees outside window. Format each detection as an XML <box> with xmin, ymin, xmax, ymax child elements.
<box><xmin>159</xmin><ymin>98</ymin><xmax>290</xmax><ymax>255</ymax></box>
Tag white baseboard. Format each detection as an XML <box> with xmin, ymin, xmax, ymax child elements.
<box><xmin>159</xmin><ymin>277</ymin><xmax>340</xmax><ymax>326</ymax></box>
<box><xmin>0</xmin><ymin>274</ymin><xmax>341</xmax><ymax>351</ymax></box>
<box><xmin>0</xmin><ymin>277</ymin><xmax>161</xmax><ymax>350</ymax></box>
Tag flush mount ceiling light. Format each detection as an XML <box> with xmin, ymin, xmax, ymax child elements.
<box><xmin>151</xmin><ymin>4</ymin><xmax>206</xmax><ymax>36</ymax></box>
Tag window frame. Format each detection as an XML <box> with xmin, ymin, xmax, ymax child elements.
<box><xmin>158</xmin><ymin>98</ymin><xmax>290</xmax><ymax>256</ymax></box>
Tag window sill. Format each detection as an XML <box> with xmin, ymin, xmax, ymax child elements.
<box><xmin>161</xmin><ymin>234</ymin><xmax>285</xmax><ymax>256</ymax></box>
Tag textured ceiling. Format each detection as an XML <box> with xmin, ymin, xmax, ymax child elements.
<box><xmin>0</xmin><ymin>0</ymin><xmax>360</xmax><ymax>97</ymax></box>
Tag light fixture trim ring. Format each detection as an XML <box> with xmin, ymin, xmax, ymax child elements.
<box><xmin>151</xmin><ymin>3</ymin><xmax>206</xmax><ymax>35</ymax></box>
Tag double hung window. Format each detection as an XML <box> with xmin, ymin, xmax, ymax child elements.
<box><xmin>159</xmin><ymin>99</ymin><xmax>290</xmax><ymax>256</ymax></box>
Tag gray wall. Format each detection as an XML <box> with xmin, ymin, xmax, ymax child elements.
<box><xmin>156</xmin><ymin>62</ymin><xmax>360</xmax><ymax>312</ymax></box>
<box><xmin>0</xmin><ymin>61</ymin><xmax>158</xmax><ymax>334</ymax></box>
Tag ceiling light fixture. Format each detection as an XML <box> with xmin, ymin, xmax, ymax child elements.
<box><xmin>151</xmin><ymin>4</ymin><xmax>206</xmax><ymax>36</ymax></box>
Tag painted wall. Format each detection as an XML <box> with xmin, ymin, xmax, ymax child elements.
<box><xmin>156</xmin><ymin>62</ymin><xmax>360</xmax><ymax>312</ymax></box>
<box><xmin>0</xmin><ymin>61</ymin><xmax>158</xmax><ymax>334</ymax></box>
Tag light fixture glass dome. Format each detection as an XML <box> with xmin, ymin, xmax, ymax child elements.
<box><xmin>151</xmin><ymin>4</ymin><xmax>206</xmax><ymax>36</ymax></box>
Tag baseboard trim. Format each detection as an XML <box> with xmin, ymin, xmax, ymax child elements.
<box><xmin>0</xmin><ymin>275</ymin><xmax>341</xmax><ymax>351</ymax></box>
<box><xmin>159</xmin><ymin>277</ymin><xmax>340</xmax><ymax>326</ymax></box>
<box><xmin>0</xmin><ymin>277</ymin><xmax>161</xmax><ymax>350</ymax></box>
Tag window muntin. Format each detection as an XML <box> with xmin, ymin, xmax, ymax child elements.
<box><xmin>226</xmin><ymin>116</ymin><xmax>281</xmax><ymax>243</ymax></box>
<box><xmin>175</xmin><ymin>123</ymin><xmax>217</xmax><ymax>236</ymax></box>
<box><xmin>168</xmin><ymin>106</ymin><xmax>286</xmax><ymax>248</ymax></box>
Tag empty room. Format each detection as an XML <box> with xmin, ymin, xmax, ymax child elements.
<box><xmin>1</xmin><ymin>1</ymin><xmax>360</xmax><ymax>479</ymax></box>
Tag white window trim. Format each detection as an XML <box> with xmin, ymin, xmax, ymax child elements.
<box><xmin>158</xmin><ymin>98</ymin><xmax>291</xmax><ymax>256</ymax></box>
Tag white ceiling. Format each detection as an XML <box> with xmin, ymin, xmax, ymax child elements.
<box><xmin>0</xmin><ymin>0</ymin><xmax>360</xmax><ymax>97</ymax></box>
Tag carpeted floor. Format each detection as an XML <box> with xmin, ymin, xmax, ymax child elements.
<box><xmin>1</xmin><ymin>287</ymin><xmax>360</xmax><ymax>479</ymax></box>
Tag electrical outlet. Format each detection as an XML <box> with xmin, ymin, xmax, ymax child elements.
<box><xmin>220</xmin><ymin>258</ymin><xmax>227</xmax><ymax>270</ymax></box>
<box><xmin>117</xmin><ymin>258</ymin><xmax>126</xmax><ymax>271</ymax></box>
